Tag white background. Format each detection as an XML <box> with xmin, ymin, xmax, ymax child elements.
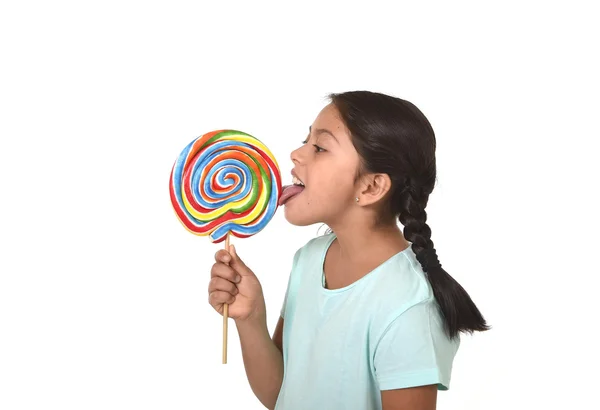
<box><xmin>1</xmin><ymin>1</ymin><xmax>598</xmax><ymax>409</ymax></box>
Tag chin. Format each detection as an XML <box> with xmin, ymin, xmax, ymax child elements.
<box><xmin>282</xmin><ymin>202</ymin><xmax>318</xmax><ymax>226</ymax></box>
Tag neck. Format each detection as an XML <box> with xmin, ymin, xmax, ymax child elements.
<box><xmin>327</xmin><ymin>219</ymin><xmax>409</xmax><ymax>266</ymax></box>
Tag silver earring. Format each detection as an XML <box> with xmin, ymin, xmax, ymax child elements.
<box><xmin>355</xmin><ymin>197</ymin><xmax>359</xmax><ymax>202</ymax></box>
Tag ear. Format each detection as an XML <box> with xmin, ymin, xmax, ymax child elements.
<box><xmin>357</xmin><ymin>173</ymin><xmax>392</xmax><ymax>206</ymax></box>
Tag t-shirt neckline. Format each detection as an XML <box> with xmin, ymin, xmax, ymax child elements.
<box><xmin>320</xmin><ymin>233</ymin><xmax>413</xmax><ymax>294</ymax></box>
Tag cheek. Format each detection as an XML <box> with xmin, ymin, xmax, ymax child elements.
<box><xmin>306</xmin><ymin>156</ymin><xmax>358</xmax><ymax>202</ymax></box>
<box><xmin>331</xmin><ymin>160</ymin><xmax>357</xmax><ymax>190</ymax></box>
<box><xmin>312</xmin><ymin>169</ymin><xmax>355</xmax><ymax>201</ymax></box>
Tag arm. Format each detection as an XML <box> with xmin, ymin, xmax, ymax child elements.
<box><xmin>272</xmin><ymin>315</ymin><xmax>284</xmax><ymax>353</ymax></box>
<box><xmin>236</xmin><ymin>315</ymin><xmax>285</xmax><ymax>410</ymax></box>
<box><xmin>381</xmin><ymin>385</ymin><xmax>437</xmax><ymax>410</ymax></box>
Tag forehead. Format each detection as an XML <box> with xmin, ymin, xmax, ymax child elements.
<box><xmin>312</xmin><ymin>103</ymin><xmax>350</xmax><ymax>143</ymax></box>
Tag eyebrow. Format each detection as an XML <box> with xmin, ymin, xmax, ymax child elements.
<box><xmin>309</xmin><ymin>126</ymin><xmax>339</xmax><ymax>144</ymax></box>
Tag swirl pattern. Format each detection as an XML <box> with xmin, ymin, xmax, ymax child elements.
<box><xmin>169</xmin><ymin>130</ymin><xmax>282</xmax><ymax>243</ymax></box>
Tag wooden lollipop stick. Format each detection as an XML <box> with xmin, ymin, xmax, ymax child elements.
<box><xmin>223</xmin><ymin>233</ymin><xmax>230</xmax><ymax>364</ymax></box>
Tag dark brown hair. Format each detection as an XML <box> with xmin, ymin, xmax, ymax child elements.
<box><xmin>325</xmin><ymin>90</ymin><xmax>489</xmax><ymax>339</ymax></box>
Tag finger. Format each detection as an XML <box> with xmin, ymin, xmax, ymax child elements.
<box><xmin>214</xmin><ymin>249</ymin><xmax>232</xmax><ymax>264</ymax></box>
<box><xmin>229</xmin><ymin>244</ymin><xmax>252</xmax><ymax>277</ymax></box>
<box><xmin>210</xmin><ymin>262</ymin><xmax>241</xmax><ymax>283</ymax></box>
<box><xmin>209</xmin><ymin>291</ymin><xmax>236</xmax><ymax>306</ymax></box>
<box><xmin>208</xmin><ymin>277</ymin><xmax>239</xmax><ymax>295</ymax></box>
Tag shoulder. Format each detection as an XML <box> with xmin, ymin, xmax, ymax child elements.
<box><xmin>367</xmin><ymin>246</ymin><xmax>450</xmax><ymax>343</ymax></box>
<box><xmin>371</xmin><ymin>245</ymin><xmax>434</xmax><ymax>320</ymax></box>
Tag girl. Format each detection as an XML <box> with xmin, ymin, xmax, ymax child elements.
<box><xmin>208</xmin><ymin>91</ymin><xmax>489</xmax><ymax>410</ymax></box>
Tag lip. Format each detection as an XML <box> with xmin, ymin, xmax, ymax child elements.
<box><xmin>291</xmin><ymin>169</ymin><xmax>304</xmax><ymax>185</ymax></box>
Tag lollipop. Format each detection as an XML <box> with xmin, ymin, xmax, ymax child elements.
<box><xmin>169</xmin><ymin>129</ymin><xmax>282</xmax><ymax>363</ymax></box>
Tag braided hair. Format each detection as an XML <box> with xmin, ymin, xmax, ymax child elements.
<box><xmin>324</xmin><ymin>90</ymin><xmax>489</xmax><ymax>339</ymax></box>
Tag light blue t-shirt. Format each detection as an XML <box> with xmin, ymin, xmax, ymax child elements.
<box><xmin>274</xmin><ymin>233</ymin><xmax>460</xmax><ymax>410</ymax></box>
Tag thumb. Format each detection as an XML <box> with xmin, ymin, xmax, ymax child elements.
<box><xmin>229</xmin><ymin>244</ymin><xmax>254</xmax><ymax>277</ymax></box>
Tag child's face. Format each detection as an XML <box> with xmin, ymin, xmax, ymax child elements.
<box><xmin>283</xmin><ymin>103</ymin><xmax>362</xmax><ymax>227</ymax></box>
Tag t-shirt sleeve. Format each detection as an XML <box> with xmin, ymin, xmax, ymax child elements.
<box><xmin>373</xmin><ymin>298</ymin><xmax>460</xmax><ymax>391</ymax></box>
<box><xmin>280</xmin><ymin>279</ymin><xmax>289</xmax><ymax>318</ymax></box>
<box><xmin>280</xmin><ymin>247</ymin><xmax>303</xmax><ymax>318</ymax></box>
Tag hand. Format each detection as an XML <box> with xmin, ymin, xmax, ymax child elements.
<box><xmin>208</xmin><ymin>244</ymin><xmax>267</xmax><ymax>323</ymax></box>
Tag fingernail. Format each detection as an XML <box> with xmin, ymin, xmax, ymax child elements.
<box><xmin>223</xmin><ymin>255</ymin><xmax>231</xmax><ymax>262</ymax></box>
<box><xmin>235</xmin><ymin>275</ymin><xmax>241</xmax><ymax>283</ymax></box>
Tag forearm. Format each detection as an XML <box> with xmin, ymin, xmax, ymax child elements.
<box><xmin>235</xmin><ymin>317</ymin><xmax>284</xmax><ymax>409</ymax></box>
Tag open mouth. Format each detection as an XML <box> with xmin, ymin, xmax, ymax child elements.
<box><xmin>279</xmin><ymin>176</ymin><xmax>305</xmax><ymax>206</ymax></box>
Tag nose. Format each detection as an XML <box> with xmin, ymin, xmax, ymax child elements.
<box><xmin>290</xmin><ymin>144</ymin><xmax>305</xmax><ymax>165</ymax></box>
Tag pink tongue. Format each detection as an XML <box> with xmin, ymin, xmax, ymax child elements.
<box><xmin>279</xmin><ymin>184</ymin><xmax>305</xmax><ymax>206</ymax></box>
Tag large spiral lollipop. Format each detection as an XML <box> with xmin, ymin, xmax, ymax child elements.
<box><xmin>169</xmin><ymin>129</ymin><xmax>282</xmax><ymax>364</ymax></box>
<box><xmin>169</xmin><ymin>129</ymin><xmax>282</xmax><ymax>243</ymax></box>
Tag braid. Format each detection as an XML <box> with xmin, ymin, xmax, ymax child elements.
<box><xmin>399</xmin><ymin>184</ymin><xmax>489</xmax><ymax>339</ymax></box>
<box><xmin>398</xmin><ymin>186</ymin><xmax>439</xmax><ymax>269</ymax></box>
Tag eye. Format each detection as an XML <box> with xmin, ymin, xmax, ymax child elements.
<box><xmin>301</xmin><ymin>138</ymin><xmax>325</xmax><ymax>153</ymax></box>
<box><xmin>312</xmin><ymin>144</ymin><xmax>325</xmax><ymax>153</ymax></box>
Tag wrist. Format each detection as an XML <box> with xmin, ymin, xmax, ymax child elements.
<box><xmin>235</xmin><ymin>312</ymin><xmax>267</xmax><ymax>332</ymax></box>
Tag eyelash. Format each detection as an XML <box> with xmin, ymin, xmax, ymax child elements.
<box><xmin>301</xmin><ymin>139</ymin><xmax>326</xmax><ymax>153</ymax></box>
